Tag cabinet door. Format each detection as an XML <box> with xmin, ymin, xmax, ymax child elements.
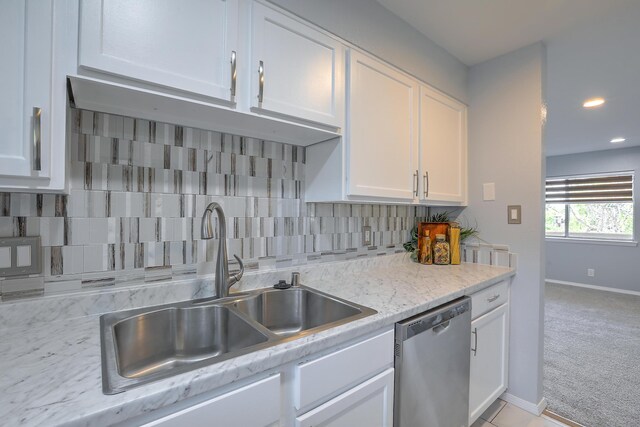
<box><xmin>79</xmin><ymin>0</ymin><xmax>239</xmax><ymax>101</ymax></box>
<box><xmin>143</xmin><ymin>374</ymin><xmax>281</xmax><ymax>427</ymax></box>
<box><xmin>469</xmin><ymin>304</ymin><xmax>509</xmax><ymax>424</ymax></box>
<box><xmin>419</xmin><ymin>85</ymin><xmax>467</xmax><ymax>204</ymax></box>
<box><xmin>347</xmin><ymin>50</ymin><xmax>418</xmax><ymax>201</ymax></box>
<box><xmin>296</xmin><ymin>368</ymin><xmax>394</xmax><ymax>427</ymax></box>
<box><xmin>250</xmin><ymin>2</ymin><xmax>344</xmax><ymax>128</ymax></box>
<box><xmin>0</xmin><ymin>0</ymin><xmax>53</xmax><ymax>180</ymax></box>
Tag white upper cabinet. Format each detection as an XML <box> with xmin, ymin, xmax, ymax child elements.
<box><xmin>250</xmin><ymin>2</ymin><xmax>344</xmax><ymax>129</ymax></box>
<box><xmin>0</xmin><ymin>0</ymin><xmax>74</xmax><ymax>192</ymax></box>
<box><xmin>418</xmin><ymin>85</ymin><xmax>468</xmax><ymax>205</ymax></box>
<box><xmin>346</xmin><ymin>50</ymin><xmax>418</xmax><ymax>201</ymax></box>
<box><xmin>79</xmin><ymin>0</ymin><xmax>239</xmax><ymax>102</ymax></box>
<box><xmin>73</xmin><ymin>0</ymin><xmax>340</xmax><ymax>145</ymax></box>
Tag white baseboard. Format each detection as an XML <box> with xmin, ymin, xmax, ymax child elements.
<box><xmin>546</xmin><ymin>279</ymin><xmax>640</xmax><ymax>297</ymax></box>
<box><xmin>500</xmin><ymin>392</ymin><xmax>547</xmax><ymax>416</ymax></box>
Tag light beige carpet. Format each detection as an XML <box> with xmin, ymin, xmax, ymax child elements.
<box><xmin>544</xmin><ymin>283</ymin><xmax>640</xmax><ymax>427</ymax></box>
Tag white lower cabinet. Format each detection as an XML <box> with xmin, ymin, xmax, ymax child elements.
<box><xmin>294</xmin><ymin>329</ymin><xmax>394</xmax><ymax>411</ymax></box>
<box><xmin>295</xmin><ymin>368</ymin><xmax>394</xmax><ymax>427</ymax></box>
<box><xmin>140</xmin><ymin>329</ymin><xmax>394</xmax><ymax>427</ymax></box>
<box><xmin>142</xmin><ymin>374</ymin><xmax>281</xmax><ymax>427</ymax></box>
<box><xmin>469</xmin><ymin>282</ymin><xmax>510</xmax><ymax>425</ymax></box>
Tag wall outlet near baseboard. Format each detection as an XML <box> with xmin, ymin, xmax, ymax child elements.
<box><xmin>587</xmin><ymin>268</ymin><xmax>595</xmax><ymax>277</ymax></box>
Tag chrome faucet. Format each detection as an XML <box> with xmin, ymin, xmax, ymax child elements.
<box><xmin>201</xmin><ymin>202</ymin><xmax>244</xmax><ymax>298</ymax></box>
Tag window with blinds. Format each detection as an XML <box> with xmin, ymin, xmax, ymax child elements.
<box><xmin>545</xmin><ymin>172</ymin><xmax>634</xmax><ymax>240</ymax></box>
<box><xmin>546</xmin><ymin>174</ymin><xmax>633</xmax><ymax>203</ymax></box>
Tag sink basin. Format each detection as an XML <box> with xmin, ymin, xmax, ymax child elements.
<box><xmin>101</xmin><ymin>285</ymin><xmax>376</xmax><ymax>394</ymax></box>
<box><xmin>233</xmin><ymin>288</ymin><xmax>363</xmax><ymax>337</ymax></box>
<box><xmin>113</xmin><ymin>306</ymin><xmax>269</xmax><ymax>379</ymax></box>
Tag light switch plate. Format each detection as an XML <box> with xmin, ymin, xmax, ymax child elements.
<box><xmin>507</xmin><ymin>205</ymin><xmax>522</xmax><ymax>224</ymax></box>
<box><xmin>483</xmin><ymin>183</ymin><xmax>496</xmax><ymax>201</ymax></box>
<box><xmin>0</xmin><ymin>237</ymin><xmax>42</xmax><ymax>277</ymax></box>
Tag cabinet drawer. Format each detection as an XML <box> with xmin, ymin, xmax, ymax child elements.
<box><xmin>295</xmin><ymin>368</ymin><xmax>394</xmax><ymax>427</ymax></box>
<box><xmin>471</xmin><ymin>280</ymin><xmax>509</xmax><ymax>319</ymax></box>
<box><xmin>143</xmin><ymin>374</ymin><xmax>280</xmax><ymax>427</ymax></box>
<box><xmin>295</xmin><ymin>329</ymin><xmax>394</xmax><ymax>411</ymax></box>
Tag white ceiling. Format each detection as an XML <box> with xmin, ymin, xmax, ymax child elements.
<box><xmin>377</xmin><ymin>0</ymin><xmax>640</xmax><ymax>156</ymax></box>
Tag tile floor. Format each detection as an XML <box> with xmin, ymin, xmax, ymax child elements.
<box><xmin>472</xmin><ymin>399</ymin><xmax>568</xmax><ymax>427</ymax></box>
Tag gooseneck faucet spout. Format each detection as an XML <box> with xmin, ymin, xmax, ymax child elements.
<box><xmin>201</xmin><ymin>202</ymin><xmax>244</xmax><ymax>298</ymax></box>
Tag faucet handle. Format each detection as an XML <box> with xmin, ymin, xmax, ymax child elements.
<box><xmin>229</xmin><ymin>254</ymin><xmax>244</xmax><ymax>287</ymax></box>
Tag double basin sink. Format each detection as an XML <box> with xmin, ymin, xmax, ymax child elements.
<box><xmin>100</xmin><ymin>285</ymin><xmax>376</xmax><ymax>394</ymax></box>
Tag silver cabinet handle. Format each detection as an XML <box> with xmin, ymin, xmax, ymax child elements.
<box><xmin>487</xmin><ymin>294</ymin><xmax>500</xmax><ymax>303</ymax></box>
<box><xmin>230</xmin><ymin>50</ymin><xmax>237</xmax><ymax>98</ymax></box>
<box><xmin>32</xmin><ymin>107</ymin><xmax>42</xmax><ymax>171</ymax></box>
<box><xmin>413</xmin><ymin>170</ymin><xmax>419</xmax><ymax>197</ymax></box>
<box><xmin>423</xmin><ymin>172</ymin><xmax>429</xmax><ymax>198</ymax></box>
<box><xmin>257</xmin><ymin>60</ymin><xmax>264</xmax><ymax>103</ymax></box>
<box><xmin>471</xmin><ymin>327</ymin><xmax>478</xmax><ymax>356</ymax></box>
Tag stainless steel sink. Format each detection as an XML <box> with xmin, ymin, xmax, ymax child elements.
<box><xmin>233</xmin><ymin>288</ymin><xmax>363</xmax><ymax>337</ymax></box>
<box><xmin>101</xmin><ymin>285</ymin><xmax>376</xmax><ymax>394</ymax></box>
<box><xmin>113</xmin><ymin>306</ymin><xmax>269</xmax><ymax>379</ymax></box>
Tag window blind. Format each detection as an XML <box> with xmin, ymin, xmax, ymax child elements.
<box><xmin>546</xmin><ymin>173</ymin><xmax>633</xmax><ymax>203</ymax></box>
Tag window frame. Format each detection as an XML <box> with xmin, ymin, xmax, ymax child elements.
<box><xmin>545</xmin><ymin>171</ymin><xmax>636</xmax><ymax>244</ymax></box>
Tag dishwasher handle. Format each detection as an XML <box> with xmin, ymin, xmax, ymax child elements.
<box><xmin>431</xmin><ymin>319</ymin><xmax>451</xmax><ymax>334</ymax></box>
<box><xmin>398</xmin><ymin>297</ymin><xmax>471</xmax><ymax>341</ymax></box>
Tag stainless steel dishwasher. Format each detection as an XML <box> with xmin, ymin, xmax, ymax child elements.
<box><xmin>394</xmin><ymin>297</ymin><xmax>472</xmax><ymax>427</ymax></box>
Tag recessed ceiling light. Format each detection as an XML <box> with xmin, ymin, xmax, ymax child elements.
<box><xmin>583</xmin><ymin>98</ymin><xmax>605</xmax><ymax>108</ymax></box>
<box><xmin>610</xmin><ymin>137</ymin><xmax>626</xmax><ymax>143</ymax></box>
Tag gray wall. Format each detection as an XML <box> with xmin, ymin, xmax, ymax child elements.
<box><xmin>546</xmin><ymin>147</ymin><xmax>640</xmax><ymax>292</ymax></box>
<box><xmin>464</xmin><ymin>43</ymin><xmax>546</xmax><ymax>407</ymax></box>
<box><xmin>268</xmin><ymin>0</ymin><xmax>468</xmax><ymax>103</ymax></box>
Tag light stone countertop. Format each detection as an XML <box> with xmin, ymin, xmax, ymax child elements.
<box><xmin>0</xmin><ymin>253</ymin><xmax>514</xmax><ymax>426</ymax></box>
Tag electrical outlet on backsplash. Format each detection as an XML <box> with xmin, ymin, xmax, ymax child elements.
<box><xmin>0</xmin><ymin>108</ymin><xmax>428</xmax><ymax>299</ymax></box>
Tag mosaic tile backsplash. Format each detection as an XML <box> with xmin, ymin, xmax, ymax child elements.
<box><xmin>0</xmin><ymin>109</ymin><xmax>427</xmax><ymax>299</ymax></box>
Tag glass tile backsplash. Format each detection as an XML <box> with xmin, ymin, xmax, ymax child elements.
<box><xmin>0</xmin><ymin>109</ymin><xmax>427</xmax><ymax>298</ymax></box>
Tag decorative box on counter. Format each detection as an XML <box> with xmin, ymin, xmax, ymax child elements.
<box><xmin>417</xmin><ymin>222</ymin><xmax>461</xmax><ymax>265</ymax></box>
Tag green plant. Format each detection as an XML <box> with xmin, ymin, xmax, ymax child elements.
<box><xmin>459</xmin><ymin>224</ymin><xmax>479</xmax><ymax>241</ymax></box>
<box><xmin>403</xmin><ymin>213</ymin><xmax>479</xmax><ymax>259</ymax></box>
<box><xmin>426</xmin><ymin>211</ymin><xmax>451</xmax><ymax>223</ymax></box>
<box><xmin>403</xmin><ymin>227</ymin><xmax>419</xmax><ymax>261</ymax></box>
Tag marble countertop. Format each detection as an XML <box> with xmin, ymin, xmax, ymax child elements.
<box><xmin>0</xmin><ymin>254</ymin><xmax>514</xmax><ymax>426</ymax></box>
